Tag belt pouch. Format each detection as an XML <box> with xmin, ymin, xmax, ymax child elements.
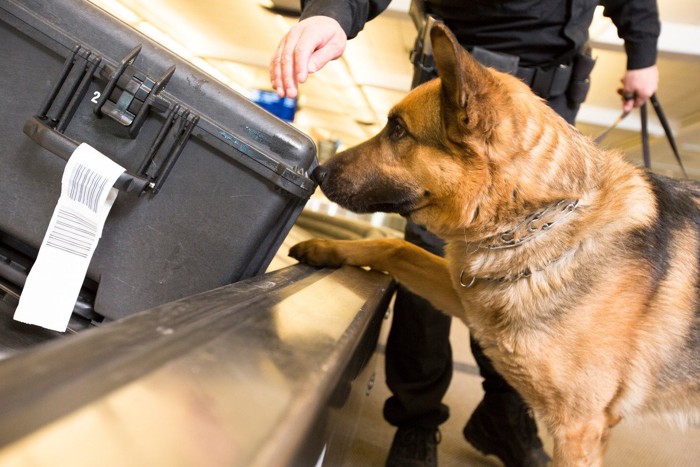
<box><xmin>567</xmin><ymin>52</ymin><xmax>596</xmax><ymax>105</ymax></box>
<box><xmin>470</xmin><ymin>46</ymin><xmax>520</xmax><ymax>75</ymax></box>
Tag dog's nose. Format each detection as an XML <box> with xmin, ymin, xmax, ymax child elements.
<box><xmin>311</xmin><ymin>165</ymin><xmax>327</xmax><ymax>185</ymax></box>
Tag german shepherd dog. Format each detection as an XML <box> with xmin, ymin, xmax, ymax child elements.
<box><xmin>290</xmin><ymin>23</ymin><xmax>699</xmax><ymax>466</ymax></box>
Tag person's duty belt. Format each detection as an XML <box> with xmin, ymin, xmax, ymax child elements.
<box><xmin>516</xmin><ymin>64</ymin><xmax>573</xmax><ymax>99</ymax></box>
<box><xmin>468</xmin><ymin>46</ymin><xmax>572</xmax><ymax>99</ymax></box>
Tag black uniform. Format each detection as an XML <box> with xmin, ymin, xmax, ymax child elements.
<box><xmin>301</xmin><ymin>0</ymin><xmax>659</xmax><ymax>69</ymax></box>
<box><xmin>299</xmin><ymin>0</ymin><xmax>660</xmax><ymax>431</ymax></box>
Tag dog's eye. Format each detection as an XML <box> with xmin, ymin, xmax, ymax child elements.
<box><xmin>390</xmin><ymin>122</ymin><xmax>407</xmax><ymax>140</ymax></box>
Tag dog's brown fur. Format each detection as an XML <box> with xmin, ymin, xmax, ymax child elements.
<box><xmin>290</xmin><ymin>24</ymin><xmax>700</xmax><ymax>466</ymax></box>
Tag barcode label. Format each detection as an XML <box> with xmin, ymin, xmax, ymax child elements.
<box><xmin>68</xmin><ymin>163</ymin><xmax>109</xmax><ymax>212</ymax></box>
<box><xmin>45</xmin><ymin>208</ymin><xmax>97</xmax><ymax>258</ymax></box>
<box><xmin>14</xmin><ymin>143</ymin><xmax>126</xmax><ymax>332</ymax></box>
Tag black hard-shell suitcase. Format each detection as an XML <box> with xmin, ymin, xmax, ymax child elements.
<box><xmin>0</xmin><ymin>0</ymin><xmax>317</xmax><ymax>324</ymax></box>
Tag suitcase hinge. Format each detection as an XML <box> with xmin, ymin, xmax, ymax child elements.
<box><xmin>94</xmin><ymin>45</ymin><xmax>175</xmax><ymax>138</ymax></box>
<box><xmin>37</xmin><ymin>45</ymin><xmax>102</xmax><ymax>133</ymax></box>
<box><xmin>137</xmin><ymin>104</ymin><xmax>200</xmax><ymax>194</ymax></box>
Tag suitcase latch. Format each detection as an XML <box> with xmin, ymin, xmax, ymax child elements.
<box><xmin>102</xmin><ymin>68</ymin><xmax>155</xmax><ymax>126</ymax></box>
<box><xmin>94</xmin><ymin>45</ymin><xmax>175</xmax><ymax>137</ymax></box>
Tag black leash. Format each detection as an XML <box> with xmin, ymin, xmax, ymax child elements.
<box><xmin>595</xmin><ymin>94</ymin><xmax>688</xmax><ymax>178</ymax></box>
<box><xmin>640</xmin><ymin>100</ymin><xmax>650</xmax><ymax>169</ymax></box>
<box><xmin>644</xmin><ymin>95</ymin><xmax>688</xmax><ymax>178</ymax></box>
<box><xmin>593</xmin><ymin>109</ymin><xmax>630</xmax><ymax>144</ymax></box>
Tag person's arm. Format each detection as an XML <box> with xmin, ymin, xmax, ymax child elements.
<box><xmin>300</xmin><ymin>0</ymin><xmax>391</xmax><ymax>39</ymax></box>
<box><xmin>270</xmin><ymin>0</ymin><xmax>391</xmax><ymax>98</ymax></box>
<box><xmin>602</xmin><ymin>0</ymin><xmax>661</xmax><ymax>111</ymax></box>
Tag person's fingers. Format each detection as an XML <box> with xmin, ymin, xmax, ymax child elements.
<box><xmin>269</xmin><ymin>26</ymin><xmax>304</xmax><ymax>98</ymax></box>
<box><xmin>634</xmin><ymin>92</ymin><xmax>648</xmax><ymax>109</ymax></box>
<box><xmin>292</xmin><ymin>31</ymin><xmax>322</xmax><ymax>86</ymax></box>
<box><xmin>619</xmin><ymin>87</ymin><xmax>652</xmax><ymax>112</ymax></box>
<box><xmin>269</xmin><ymin>17</ymin><xmax>347</xmax><ymax>98</ymax></box>
<box><xmin>618</xmin><ymin>88</ymin><xmax>635</xmax><ymax>112</ymax></box>
<box><xmin>306</xmin><ymin>41</ymin><xmax>343</xmax><ymax>77</ymax></box>
<box><xmin>291</xmin><ymin>24</ymin><xmax>346</xmax><ymax>86</ymax></box>
<box><xmin>270</xmin><ymin>43</ymin><xmax>286</xmax><ymax>97</ymax></box>
<box><xmin>280</xmin><ymin>32</ymin><xmax>303</xmax><ymax>98</ymax></box>
<box><xmin>618</xmin><ymin>65</ymin><xmax>659</xmax><ymax>111</ymax></box>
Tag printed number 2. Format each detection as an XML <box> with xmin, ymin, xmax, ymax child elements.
<box><xmin>91</xmin><ymin>91</ymin><xmax>101</xmax><ymax>104</ymax></box>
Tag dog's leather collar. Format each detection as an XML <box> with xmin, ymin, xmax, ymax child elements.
<box><xmin>460</xmin><ymin>198</ymin><xmax>579</xmax><ymax>288</ymax></box>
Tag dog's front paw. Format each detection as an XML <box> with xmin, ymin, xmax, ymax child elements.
<box><xmin>289</xmin><ymin>239</ymin><xmax>346</xmax><ymax>268</ymax></box>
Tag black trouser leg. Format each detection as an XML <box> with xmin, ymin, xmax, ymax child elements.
<box><xmin>384</xmin><ymin>284</ymin><xmax>453</xmax><ymax>428</ymax></box>
<box><xmin>383</xmin><ymin>221</ymin><xmax>452</xmax><ymax>428</ymax></box>
<box><xmin>383</xmin><ymin>221</ymin><xmax>529</xmax><ymax>428</ymax></box>
<box><xmin>469</xmin><ymin>335</ymin><xmax>517</xmax><ymax>393</ymax></box>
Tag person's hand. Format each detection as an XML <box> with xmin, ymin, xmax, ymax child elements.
<box><xmin>270</xmin><ymin>16</ymin><xmax>348</xmax><ymax>98</ymax></box>
<box><xmin>618</xmin><ymin>65</ymin><xmax>659</xmax><ymax>113</ymax></box>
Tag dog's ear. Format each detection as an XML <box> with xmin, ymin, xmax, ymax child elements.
<box><xmin>430</xmin><ymin>23</ymin><xmax>499</xmax><ymax>136</ymax></box>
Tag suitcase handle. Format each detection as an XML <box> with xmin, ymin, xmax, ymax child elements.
<box><xmin>23</xmin><ymin>116</ymin><xmax>153</xmax><ymax>194</ymax></box>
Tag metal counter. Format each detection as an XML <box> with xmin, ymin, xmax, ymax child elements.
<box><xmin>0</xmin><ymin>264</ymin><xmax>394</xmax><ymax>466</ymax></box>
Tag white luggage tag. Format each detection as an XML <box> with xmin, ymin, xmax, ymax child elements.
<box><xmin>14</xmin><ymin>143</ymin><xmax>125</xmax><ymax>332</ymax></box>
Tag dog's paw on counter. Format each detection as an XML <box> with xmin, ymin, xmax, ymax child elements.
<box><xmin>289</xmin><ymin>239</ymin><xmax>346</xmax><ymax>268</ymax></box>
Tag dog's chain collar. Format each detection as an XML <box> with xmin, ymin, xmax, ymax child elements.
<box><xmin>476</xmin><ymin>199</ymin><xmax>579</xmax><ymax>250</ymax></box>
<box><xmin>459</xmin><ymin>253</ymin><xmax>567</xmax><ymax>288</ymax></box>
<box><xmin>460</xmin><ymin>198</ymin><xmax>579</xmax><ymax>288</ymax></box>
